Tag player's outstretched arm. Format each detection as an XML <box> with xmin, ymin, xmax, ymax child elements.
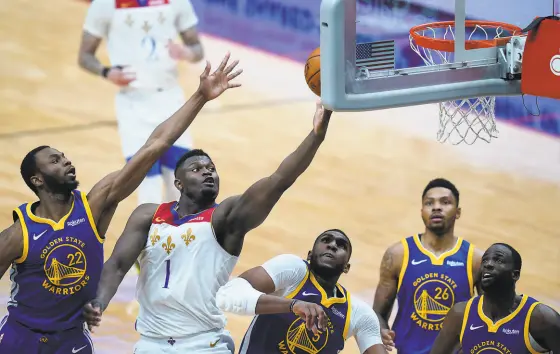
<box><xmin>372</xmin><ymin>242</ymin><xmax>403</xmax><ymax>351</ymax></box>
<box><xmin>85</xmin><ymin>54</ymin><xmax>242</xmax><ymax>230</ymax></box>
<box><xmin>211</xmin><ymin>101</ymin><xmax>332</xmax><ymax>256</ymax></box>
<box><xmin>217</xmin><ymin>259</ymin><xmax>327</xmax><ymax>334</ymax></box>
<box><xmin>429</xmin><ymin>302</ymin><xmax>467</xmax><ymax>354</ymax></box>
<box><xmin>0</xmin><ymin>223</ymin><xmax>23</xmax><ymax>279</ymax></box>
<box><xmin>529</xmin><ymin>303</ymin><xmax>560</xmax><ymax>352</ymax></box>
<box><xmin>83</xmin><ymin>204</ymin><xmax>157</xmax><ymax>331</ymax></box>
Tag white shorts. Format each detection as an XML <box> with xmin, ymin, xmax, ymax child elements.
<box><xmin>134</xmin><ymin>329</ymin><xmax>235</xmax><ymax>354</ymax></box>
<box><xmin>115</xmin><ymin>85</ymin><xmax>194</xmax><ymax>159</ymax></box>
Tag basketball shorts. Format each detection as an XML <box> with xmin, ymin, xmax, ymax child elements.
<box><xmin>0</xmin><ymin>315</ymin><xmax>94</xmax><ymax>354</ymax></box>
<box><xmin>115</xmin><ymin>85</ymin><xmax>193</xmax><ymax>176</ymax></box>
<box><xmin>134</xmin><ymin>328</ymin><xmax>235</xmax><ymax>354</ymax></box>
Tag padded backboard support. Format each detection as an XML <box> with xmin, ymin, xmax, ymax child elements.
<box><xmin>319</xmin><ymin>0</ymin><xmax>523</xmax><ymax>112</ymax></box>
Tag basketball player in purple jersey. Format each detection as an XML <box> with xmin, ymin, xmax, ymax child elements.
<box><xmin>217</xmin><ymin>229</ymin><xmax>387</xmax><ymax>354</ymax></box>
<box><xmin>430</xmin><ymin>243</ymin><xmax>560</xmax><ymax>354</ymax></box>
<box><xmin>0</xmin><ymin>53</ymin><xmax>241</xmax><ymax>354</ymax></box>
<box><xmin>372</xmin><ymin>178</ymin><xmax>485</xmax><ymax>353</ymax></box>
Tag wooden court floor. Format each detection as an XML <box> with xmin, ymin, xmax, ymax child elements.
<box><xmin>0</xmin><ymin>1</ymin><xmax>559</xmax><ymax>353</ymax></box>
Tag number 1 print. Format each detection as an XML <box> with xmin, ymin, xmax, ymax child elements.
<box><xmin>163</xmin><ymin>259</ymin><xmax>171</xmax><ymax>288</ymax></box>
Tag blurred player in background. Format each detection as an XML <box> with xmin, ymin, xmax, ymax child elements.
<box><xmin>83</xmin><ymin>102</ymin><xmax>333</xmax><ymax>353</ymax></box>
<box><xmin>78</xmin><ymin>0</ymin><xmax>207</xmax><ymax>206</ymax></box>
<box><xmin>373</xmin><ymin>178</ymin><xmax>484</xmax><ymax>353</ymax></box>
<box><xmin>217</xmin><ymin>229</ymin><xmax>387</xmax><ymax>354</ymax></box>
<box><xmin>0</xmin><ymin>53</ymin><xmax>240</xmax><ymax>354</ymax></box>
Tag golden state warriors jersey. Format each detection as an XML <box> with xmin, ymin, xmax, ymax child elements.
<box><xmin>7</xmin><ymin>190</ymin><xmax>104</xmax><ymax>331</ymax></box>
<box><xmin>460</xmin><ymin>295</ymin><xmax>543</xmax><ymax>354</ymax></box>
<box><xmin>393</xmin><ymin>234</ymin><xmax>475</xmax><ymax>354</ymax></box>
<box><xmin>238</xmin><ymin>261</ymin><xmax>351</xmax><ymax>354</ymax></box>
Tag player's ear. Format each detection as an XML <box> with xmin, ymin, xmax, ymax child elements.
<box><xmin>30</xmin><ymin>174</ymin><xmax>43</xmax><ymax>190</ymax></box>
<box><xmin>343</xmin><ymin>263</ymin><xmax>351</xmax><ymax>274</ymax></box>
<box><xmin>306</xmin><ymin>251</ymin><xmax>311</xmax><ymax>262</ymax></box>
<box><xmin>455</xmin><ymin>206</ymin><xmax>462</xmax><ymax>220</ymax></box>
<box><xmin>174</xmin><ymin>178</ymin><xmax>182</xmax><ymax>192</ymax></box>
<box><xmin>512</xmin><ymin>270</ymin><xmax>520</xmax><ymax>282</ymax></box>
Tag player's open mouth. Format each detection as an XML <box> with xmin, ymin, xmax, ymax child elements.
<box><xmin>321</xmin><ymin>252</ymin><xmax>334</xmax><ymax>259</ymax></box>
<box><xmin>202</xmin><ymin>177</ymin><xmax>214</xmax><ymax>185</ymax></box>
<box><xmin>482</xmin><ymin>272</ymin><xmax>494</xmax><ymax>279</ymax></box>
<box><xmin>66</xmin><ymin>167</ymin><xmax>76</xmax><ymax>177</ymax></box>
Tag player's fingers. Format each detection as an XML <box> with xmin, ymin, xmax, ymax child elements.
<box><xmin>201</xmin><ymin>60</ymin><xmax>211</xmax><ymax>78</ymax></box>
<box><xmin>223</xmin><ymin>59</ymin><xmax>239</xmax><ymax>75</ymax></box>
<box><xmin>316</xmin><ymin>306</ymin><xmax>326</xmax><ymax>330</ymax></box>
<box><xmin>227</xmin><ymin>69</ymin><xmax>243</xmax><ymax>81</ymax></box>
<box><xmin>216</xmin><ymin>52</ymin><xmax>231</xmax><ymax>73</ymax></box>
<box><xmin>389</xmin><ymin>330</ymin><xmax>396</xmax><ymax>339</ymax></box>
<box><xmin>227</xmin><ymin>82</ymin><xmax>242</xmax><ymax>89</ymax></box>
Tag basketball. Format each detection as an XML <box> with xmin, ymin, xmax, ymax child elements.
<box><xmin>305</xmin><ymin>47</ymin><xmax>321</xmax><ymax>96</ymax></box>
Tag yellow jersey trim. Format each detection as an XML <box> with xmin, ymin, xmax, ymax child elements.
<box><xmin>26</xmin><ymin>197</ymin><xmax>75</xmax><ymax>231</ymax></box>
<box><xmin>460</xmin><ymin>297</ymin><xmax>476</xmax><ymax>344</ymax></box>
<box><xmin>80</xmin><ymin>192</ymin><xmax>104</xmax><ymax>244</ymax></box>
<box><xmin>286</xmin><ymin>267</ymin><xmax>310</xmax><ymax>299</ymax></box>
<box><xmin>343</xmin><ymin>292</ymin><xmax>352</xmax><ymax>339</ymax></box>
<box><xmin>397</xmin><ymin>238</ymin><xmax>409</xmax><ymax>292</ymax></box>
<box><xmin>413</xmin><ymin>234</ymin><xmax>463</xmax><ymax>265</ymax></box>
<box><xmin>523</xmin><ymin>302</ymin><xmax>541</xmax><ymax>354</ymax></box>
<box><xmin>309</xmin><ymin>272</ymin><xmax>347</xmax><ymax>307</ymax></box>
<box><xmin>477</xmin><ymin>294</ymin><xmax>528</xmax><ymax>333</ymax></box>
<box><xmin>466</xmin><ymin>244</ymin><xmax>475</xmax><ymax>297</ymax></box>
<box><xmin>13</xmin><ymin>208</ymin><xmax>29</xmax><ymax>264</ymax></box>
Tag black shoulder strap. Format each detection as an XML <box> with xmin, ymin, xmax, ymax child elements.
<box><xmin>521</xmin><ymin>15</ymin><xmax>560</xmax><ymax>36</ymax></box>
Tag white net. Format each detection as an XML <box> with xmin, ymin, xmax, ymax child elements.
<box><xmin>409</xmin><ymin>24</ymin><xmax>508</xmax><ymax>145</ymax></box>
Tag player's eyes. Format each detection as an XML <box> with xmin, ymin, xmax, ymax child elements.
<box><xmin>192</xmin><ymin>168</ymin><xmax>199</xmax><ymax>172</ymax></box>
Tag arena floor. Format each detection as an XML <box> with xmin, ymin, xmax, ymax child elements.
<box><xmin>0</xmin><ymin>1</ymin><xmax>559</xmax><ymax>353</ymax></box>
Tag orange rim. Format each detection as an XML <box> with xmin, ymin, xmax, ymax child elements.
<box><xmin>410</xmin><ymin>20</ymin><xmax>523</xmax><ymax>52</ymax></box>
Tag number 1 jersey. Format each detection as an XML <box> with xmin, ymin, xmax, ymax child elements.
<box><xmin>135</xmin><ymin>202</ymin><xmax>238</xmax><ymax>338</ymax></box>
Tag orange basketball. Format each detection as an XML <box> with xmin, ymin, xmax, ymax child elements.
<box><xmin>304</xmin><ymin>47</ymin><xmax>321</xmax><ymax>96</ymax></box>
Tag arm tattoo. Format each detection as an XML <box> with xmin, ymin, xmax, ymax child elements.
<box><xmin>380</xmin><ymin>250</ymin><xmax>394</xmax><ymax>274</ymax></box>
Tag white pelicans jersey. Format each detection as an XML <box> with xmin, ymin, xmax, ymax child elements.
<box><xmin>83</xmin><ymin>0</ymin><xmax>199</xmax><ymax>89</ymax></box>
<box><xmin>135</xmin><ymin>202</ymin><xmax>238</xmax><ymax>338</ymax></box>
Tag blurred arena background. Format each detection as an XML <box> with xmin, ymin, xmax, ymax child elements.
<box><xmin>0</xmin><ymin>0</ymin><xmax>558</xmax><ymax>353</ymax></box>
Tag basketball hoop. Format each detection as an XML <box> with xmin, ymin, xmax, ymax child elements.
<box><xmin>409</xmin><ymin>21</ymin><xmax>523</xmax><ymax>145</ymax></box>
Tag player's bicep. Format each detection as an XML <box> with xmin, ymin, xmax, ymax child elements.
<box><xmin>107</xmin><ymin>204</ymin><xmax>157</xmax><ymax>272</ymax></box>
<box><xmin>239</xmin><ymin>267</ymin><xmax>276</xmax><ymax>294</ymax></box>
<box><xmin>240</xmin><ymin>254</ymin><xmax>307</xmax><ymax>294</ymax></box>
<box><xmin>82</xmin><ymin>0</ymin><xmax>112</xmax><ymax>38</ymax></box>
<box><xmin>352</xmin><ymin>304</ymin><xmax>385</xmax><ymax>353</ymax></box>
<box><xmin>529</xmin><ymin>304</ymin><xmax>560</xmax><ymax>352</ymax></box>
<box><xmin>0</xmin><ymin>223</ymin><xmax>23</xmax><ymax>279</ymax></box>
<box><xmin>175</xmin><ymin>0</ymin><xmax>199</xmax><ymax>32</ymax></box>
<box><xmin>429</xmin><ymin>303</ymin><xmax>465</xmax><ymax>354</ymax></box>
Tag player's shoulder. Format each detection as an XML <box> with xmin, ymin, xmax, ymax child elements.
<box><xmin>133</xmin><ymin>203</ymin><xmax>160</xmax><ymax>222</ymax></box>
<box><xmin>1</xmin><ymin>220</ymin><xmax>23</xmax><ymax>240</ymax></box>
<box><xmin>266</xmin><ymin>254</ymin><xmax>307</xmax><ymax>269</ymax></box>
<box><xmin>530</xmin><ymin>302</ymin><xmax>559</xmax><ymax>323</ymax></box>
<box><xmin>381</xmin><ymin>239</ymin><xmax>406</xmax><ymax>269</ymax></box>
<box><xmin>349</xmin><ymin>294</ymin><xmax>374</xmax><ymax>314</ymax></box>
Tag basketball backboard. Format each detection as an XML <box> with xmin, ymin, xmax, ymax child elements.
<box><xmin>319</xmin><ymin>0</ymin><xmax>555</xmax><ymax>112</ymax></box>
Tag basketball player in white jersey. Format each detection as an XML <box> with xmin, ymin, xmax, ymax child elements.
<box><xmin>217</xmin><ymin>229</ymin><xmax>387</xmax><ymax>354</ymax></box>
<box><xmin>78</xmin><ymin>0</ymin><xmax>206</xmax><ymax>206</ymax></box>
<box><xmin>83</xmin><ymin>101</ymin><xmax>333</xmax><ymax>353</ymax></box>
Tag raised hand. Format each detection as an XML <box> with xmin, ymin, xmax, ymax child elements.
<box><xmin>197</xmin><ymin>52</ymin><xmax>243</xmax><ymax>101</ymax></box>
<box><xmin>312</xmin><ymin>99</ymin><xmax>333</xmax><ymax>138</ymax></box>
<box><xmin>292</xmin><ymin>300</ymin><xmax>328</xmax><ymax>336</ymax></box>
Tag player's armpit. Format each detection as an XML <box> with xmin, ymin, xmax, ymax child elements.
<box><xmin>529</xmin><ymin>303</ymin><xmax>560</xmax><ymax>352</ymax></box>
<box><xmin>0</xmin><ymin>222</ymin><xmax>23</xmax><ymax>280</ymax></box>
<box><xmin>94</xmin><ymin>203</ymin><xmax>158</xmax><ymax>312</ymax></box>
<box><xmin>372</xmin><ymin>242</ymin><xmax>403</xmax><ymax>330</ymax></box>
<box><xmin>429</xmin><ymin>302</ymin><xmax>467</xmax><ymax>354</ymax></box>
<box><xmin>211</xmin><ymin>103</ymin><xmax>331</xmax><ymax>256</ymax></box>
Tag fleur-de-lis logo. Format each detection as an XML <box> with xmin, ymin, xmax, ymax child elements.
<box><xmin>162</xmin><ymin>236</ymin><xmax>176</xmax><ymax>255</ymax></box>
<box><xmin>181</xmin><ymin>228</ymin><xmax>196</xmax><ymax>247</ymax></box>
<box><xmin>150</xmin><ymin>228</ymin><xmax>161</xmax><ymax>246</ymax></box>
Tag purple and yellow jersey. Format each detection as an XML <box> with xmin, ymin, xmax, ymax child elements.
<box><xmin>393</xmin><ymin>234</ymin><xmax>476</xmax><ymax>354</ymax></box>
<box><xmin>239</xmin><ymin>261</ymin><xmax>351</xmax><ymax>354</ymax></box>
<box><xmin>7</xmin><ymin>190</ymin><xmax>104</xmax><ymax>331</ymax></box>
<box><xmin>460</xmin><ymin>295</ymin><xmax>542</xmax><ymax>354</ymax></box>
